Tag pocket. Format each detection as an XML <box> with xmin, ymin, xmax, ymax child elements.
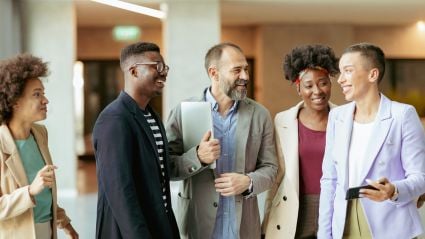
<box><xmin>176</xmin><ymin>192</ymin><xmax>190</xmax><ymax>235</ymax></box>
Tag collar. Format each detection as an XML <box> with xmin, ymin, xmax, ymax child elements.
<box><xmin>205</xmin><ymin>87</ymin><xmax>239</xmax><ymax>113</ymax></box>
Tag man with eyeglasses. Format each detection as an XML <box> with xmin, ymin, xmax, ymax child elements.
<box><xmin>166</xmin><ymin>42</ymin><xmax>278</xmax><ymax>239</ymax></box>
<box><xmin>92</xmin><ymin>42</ymin><xmax>180</xmax><ymax>239</ymax></box>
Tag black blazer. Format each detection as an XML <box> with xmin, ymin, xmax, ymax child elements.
<box><xmin>93</xmin><ymin>91</ymin><xmax>180</xmax><ymax>239</ymax></box>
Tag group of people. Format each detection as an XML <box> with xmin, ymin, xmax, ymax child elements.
<box><xmin>0</xmin><ymin>40</ymin><xmax>424</xmax><ymax>239</ymax></box>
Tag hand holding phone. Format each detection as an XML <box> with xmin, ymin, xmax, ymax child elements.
<box><xmin>346</xmin><ymin>184</ymin><xmax>378</xmax><ymax>200</ymax></box>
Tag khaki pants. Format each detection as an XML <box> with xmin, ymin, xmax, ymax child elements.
<box><xmin>35</xmin><ymin>221</ymin><xmax>52</xmax><ymax>239</ymax></box>
<box><xmin>343</xmin><ymin>199</ymin><xmax>372</xmax><ymax>239</ymax></box>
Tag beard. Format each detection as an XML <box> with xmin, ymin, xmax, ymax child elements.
<box><xmin>220</xmin><ymin>78</ymin><xmax>248</xmax><ymax>101</ymax></box>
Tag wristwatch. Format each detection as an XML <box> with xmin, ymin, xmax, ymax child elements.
<box><xmin>242</xmin><ymin>175</ymin><xmax>253</xmax><ymax>197</ymax></box>
<box><xmin>390</xmin><ymin>184</ymin><xmax>399</xmax><ymax>201</ymax></box>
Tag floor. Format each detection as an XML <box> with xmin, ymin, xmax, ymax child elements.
<box><xmin>57</xmin><ymin>159</ymin><xmax>425</xmax><ymax>239</ymax></box>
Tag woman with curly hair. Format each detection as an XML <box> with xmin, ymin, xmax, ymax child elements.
<box><xmin>262</xmin><ymin>45</ymin><xmax>339</xmax><ymax>239</ymax></box>
<box><xmin>0</xmin><ymin>54</ymin><xmax>78</xmax><ymax>239</ymax></box>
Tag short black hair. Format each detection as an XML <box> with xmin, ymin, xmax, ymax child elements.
<box><xmin>343</xmin><ymin>43</ymin><xmax>385</xmax><ymax>83</ymax></box>
<box><xmin>204</xmin><ymin>42</ymin><xmax>243</xmax><ymax>73</ymax></box>
<box><xmin>120</xmin><ymin>42</ymin><xmax>160</xmax><ymax>71</ymax></box>
<box><xmin>283</xmin><ymin>44</ymin><xmax>339</xmax><ymax>82</ymax></box>
<box><xmin>0</xmin><ymin>53</ymin><xmax>48</xmax><ymax>124</ymax></box>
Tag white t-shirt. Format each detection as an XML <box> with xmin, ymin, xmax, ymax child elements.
<box><xmin>348</xmin><ymin>120</ymin><xmax>375</xmax><ymax>187</ymax></box>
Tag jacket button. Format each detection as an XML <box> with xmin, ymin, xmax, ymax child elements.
<box><xmin>283</xmin><ymin>196</ymin><xmax>287</xmax><ymax>201</ymax></box>
<box><xmin>188</xmin><ymin>166</ymin><xmax>197</xmax><ymax>173</ymax></box>
<box><xmin>213</xmin><ymin>202</ymin><xmax>218</xmax><ymax>207</ymax></box>
<box><xmin>277</xmin><ymin>225</ymin><xmax>281</xmax><ymax>230</ymax></box>
<box><xmin>178</xmin><ymin>192</ymin><xmax>181</xmax><ymax>197</ymax></box>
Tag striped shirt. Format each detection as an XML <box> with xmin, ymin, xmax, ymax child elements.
<box><xmin>142</xmin><ymin>110</ymin><xmax>168</xmax><ymax>212</ymax></box>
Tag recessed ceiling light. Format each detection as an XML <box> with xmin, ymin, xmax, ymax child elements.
<box><xmin>91</xmin><ymin>0</ymin><xmax>166</xmax><ymax>19</ymax></box>
<box><xmin>417</xmin><ymin>21</ymin><xmax>425</xmax><ymax>32</ymax></box>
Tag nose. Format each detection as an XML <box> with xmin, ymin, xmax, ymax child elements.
<box><xmin>240</xmin><ymin>69</ymin><xmax>249</xmax><ymax>82</ymax></box>
<box><xmin>337</xmin><ymin>73</ymin><xmax>344</xmax><ymax>85</ymax></box>
<box><xmin>160</xmin><ymin>65</ymin><xmax>169</xmax><ymax>76</ymax></box>
<box><xmin>312</xmin><ymin>84</ymin><xmax>322</xmax><ymax>95</ymax></box>
<box><xmin>43</xmin><ymin>95</ymin><xmax>49</xmax><ymax>104</ymax></box>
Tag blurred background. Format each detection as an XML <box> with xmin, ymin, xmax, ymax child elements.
<box><xmin>1</xmin><ymin>0</ymin><xmax>425</xmax><ymax>238</ymax></box>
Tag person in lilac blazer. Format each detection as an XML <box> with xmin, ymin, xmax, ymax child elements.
<box><xmin>318</xmin><ymin>43</ymin><xmax>425</xmax><ymax>239</ymax></box>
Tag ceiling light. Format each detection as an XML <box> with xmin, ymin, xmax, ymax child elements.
<box><xmin>417</xmin><ymin>21</ymin><xmax>425</xmax><ymax>32</ymax></box>
<box><xmin>91</xmin><ymin>0</ymin><xmax>166</xmax><ymax>19</ymax></box>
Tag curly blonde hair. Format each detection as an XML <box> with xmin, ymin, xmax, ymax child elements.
<box><xmin>0</xmin><ymin>53</ymin><xmax>48</xmax><ymax>124</ymax></box>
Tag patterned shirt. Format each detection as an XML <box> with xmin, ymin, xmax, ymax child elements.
<box><xmin>142</xmin><ymin>109</ymin><xmax>168</xmax><ymax>212</ymax></box>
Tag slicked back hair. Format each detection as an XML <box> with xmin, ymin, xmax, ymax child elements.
<box><xmin>204</xmin><ymin>42</ymin><xmax>243</xmax><ymax>73</ymax></box>
<box><xmin>343</xmin><ymin>43</ymin><xmax>386</xmax><ymax>83</ymax></box>
<box><xmin>120</xmin><ymin>42</ymin><xmax>160</xmax><ymax>71</ymax></box>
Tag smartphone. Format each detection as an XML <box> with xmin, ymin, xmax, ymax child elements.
<box><xmin>345</xmin><ymin>184</ymin><xmax>378</xmax><ymax>200</ymax></box>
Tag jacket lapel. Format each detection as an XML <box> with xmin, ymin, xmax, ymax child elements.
<box><xmin>235</xmin><ymin>99</ymin><xmax>254</xmax><ymax>174</ymax></box>
<box><xmin>0</xmin><ymin>124</ymin><xmax>29</xmax><ymax>187</ymax></box>
<box><xmin>357</xmin><ymin>95</ymin><xmax>393</xmax><ymax>184</ymax></box>
<box><xmin>119</xmin><ymin>92</ymin><xmax>163</xmax><ymax>178</ymax></box>
<box><xmin>280</xmin><ymin>102</ymin><xmax>302</xmax><ymax>197</ymax></box>
<box><xmin>31</xmin><ymin>125</ymin><xmax>53</xmax><ymax>165</ymax></box>
<box><xmin>337</xmin><ymin>102</ymin><xmax>355</xmax><ymax>191</ymax></box>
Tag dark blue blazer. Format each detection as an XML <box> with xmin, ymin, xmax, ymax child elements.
<box><xmin>93</xmin><ymin>91</ymin><xmax>180</xmax><ymax>239</ymax></box>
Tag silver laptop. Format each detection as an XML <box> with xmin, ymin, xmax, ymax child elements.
<box><xmin>181</xmin><ymin>102</ymin><xmax>215</xmax><ymax>168</ymax></box>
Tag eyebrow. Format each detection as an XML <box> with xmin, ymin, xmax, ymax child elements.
<box><xmin>342</xmin><ymin>65</ymin><xmax>354</xmax><ymax>69</ymax></box>
<box><xmin>32</xmin><ymin>88</ymin><xmax>45</xmax><ymax>92</ymax></box>
<box><xmin>231</xmin><ymin>64</ymin><xmax>248</xmax><ymax>70</ymax></box>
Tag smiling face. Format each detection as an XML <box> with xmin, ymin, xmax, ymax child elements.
<box><xmin>338</xmin><ymin>52</ymin><xmax>378</xmax><ymax>102</ymax></box>
<box><xmin>130</xmin><ymin>51</ymin><xmax>168</xmax><ymax>99</ymax></box>
<box><xmin>12</xmin><ymin>78</ymin><xmax>49</xmax><ymax>123</ymax></box>
<box><xmin>297</xmin><ymin>69</ymin><xmax>332</xmax><ymax>112</ymax></box>
<box><xmin>213</xmin><ymin>47</ymin><xmax>249</xmax><ymax>101</ymax></box>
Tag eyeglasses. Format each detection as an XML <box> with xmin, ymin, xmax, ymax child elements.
<box><xmin>129</xmin><ymin>61</ymin><xmax>169</xmax><ymax>74</ymax></box>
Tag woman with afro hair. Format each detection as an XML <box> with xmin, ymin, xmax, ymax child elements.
<box><xmin>0</xmin><ymin>54</ymin><xmax>78</xmax><ymax>239</ymax></box>
<box><xmin>262</xmin><ymin>45</ymin><xmax>339</xmax><ymax>239</ymax></box>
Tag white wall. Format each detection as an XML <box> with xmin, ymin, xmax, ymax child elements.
<box><xmin>21</xmin><ymin>0</ymin><xmax>77</xmax><ymax>193</ymax></box>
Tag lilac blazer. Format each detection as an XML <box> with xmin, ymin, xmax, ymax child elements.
<box><xmin>318</xmin><ymin>94</ymin><xmax>425</xmax><ymax>239</ymax></box>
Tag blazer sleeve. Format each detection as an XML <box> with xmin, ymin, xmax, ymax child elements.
<box><xmin>246</xmin><ymin>108</ymin><xmax>278</xmax><ymax>196</ymax></box>
<box><xmin>318</xmin><ymin>110</ymin><xmax>337</xmax><ymax>239</ymax></box>
<box><xmin>261</xmin><ymin>124</ymin><xmax>285</xmax><ymax>234</ymax></box>
<box><xmin>0</xmin><ymin>186</ymin><xmax>35</xmax><ymax>220</ymax></box>
<box><xmin>166</xmin><ymin>104</ymin><xmax>210</xmax><ymax>181</ymax></box>
<box><xmin>392</xmin><ymin>106</ymin><xmax>425</xmax><ymax>203</ymax></box>
<box><xmin>93</xmin><ymin>115</ymin><xmax>151</xmax><ymax>238</ymax></box>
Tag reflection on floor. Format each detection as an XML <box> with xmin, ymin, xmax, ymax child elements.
<box><xmin>56</xmin><ymin>159</ymin><xmax>425</xmax><ymax>239</ymax></box>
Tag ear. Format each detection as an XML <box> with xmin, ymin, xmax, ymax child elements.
<box><xmin>368</xmin><ymin>68</ymin><xmax>379</xmax><ymax>83</ymax></box>
<box><xmin>296</xmin><ymin>84</ymin><xmax>301</xmax><ymax>96</ymax></box>
<box><xmin>208</xmin><ymin>66</ymin><xmax>218</xmax><ymax>81</ymax></box>
<box><xmin>12</xmin><ymin>102</ymin><xmax>19</xmax><ymax>110</ymax></box>
<box><xmin>129</xmin><ymin>67</ymin><xmax>138</xmax><ymax>78</ymax></box>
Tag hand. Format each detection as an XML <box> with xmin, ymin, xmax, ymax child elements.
<box><xmin>63</xmin><ymin>223</ymin><xmax>79</xmax><ymax>239</ymax></box>
<box><xmin>360</xmin><ymin>177</ymin><xmax>395</xmax><ymax>202</ymax></box>
<box><xmin>197</xmin><ymin>131</ymin><xmax>220</xmax><ymax>165</ymax></box>
<box><xmin>214</xmin><ymin>173</ymin><xmax>250</xmax><ymax>197</ymax></box>
<box><xmin>29</xmin><ymin>165</ymin><xmax>57</xmax><ymax>196</ymax></box>
<box><xmin>417</xmin><ymin>194</ymin><xmax>425</xmax><ymax>208</ymax></box>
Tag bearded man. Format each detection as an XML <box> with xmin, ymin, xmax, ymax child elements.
<box><xmin>166</xmin><ymin>42</ymin><xmax>278</xmax><ymax>239</ymax></box>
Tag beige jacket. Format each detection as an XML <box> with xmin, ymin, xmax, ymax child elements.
<box><xmin>262</xmin><ymin>101</ymin><xmax>335</xmax><ymax>239</ymax></box>
<box><xmin>0</xmin><ymin>124</ymin><xmax>71</xmax><ymax>239</ymax></box>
